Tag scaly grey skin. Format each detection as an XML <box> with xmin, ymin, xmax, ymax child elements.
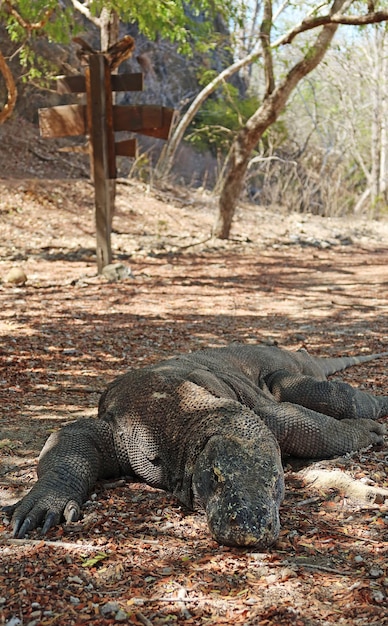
<box><xmin>192</xmin><ymin>433</ymin><xmax>284</xmax><ymax>547</ymax></box>
<box><xmin>3</xmin><ymin>344</ymin><xmax>387</xmax><ymax>548</ymax></box>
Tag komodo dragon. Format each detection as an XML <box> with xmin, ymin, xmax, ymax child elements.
<box><xmin>3</xmin><ymin>344</ymin><xmax>388</xmax><ymax>549</ymax></box>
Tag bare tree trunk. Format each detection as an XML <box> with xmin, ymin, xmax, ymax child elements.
<box><xmin>0</xmin><ymin>50</ymin><xmax>17</xmax><ymax>124</ymax></box>
<box><xmin>214</xmin><ymin>0</ymin><xmax>348</xmax><ymax>239</ymax></box>
<box><xmin>100</xmin><ymin>8</ymin><xmax>120</xmax><ymax>53</ymax></box>
<box><xmin>370</xmin><ymin>28</ymin><xmax>383</xmax><ymax>213</ymax></box>
<box><xmin>353</xmin><ymin>187</ymin><xmax>371</xmax><ymax>215</ymax></box>
<box><xmin>379</xmin><ymin>31</ymin><xmax>387</xmax><ymax>204</ymax></box>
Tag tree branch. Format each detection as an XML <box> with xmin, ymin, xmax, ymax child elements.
<box><xmin>0</xmin><ymin>49</ymin><xmax>17</xmax><ymax>124</ymax></box>
<box><xmin>4</xmin><ymin>0</ymin><xmax>53</xmax><ymax>32</ymax></box>
<box><xmin>155</xmin><ymin>40</ymin><xmax>264</xmax><ymax>179</ymax></box>
<box><xmin>70</xmin><ymin>0</ymin><xmax>101</xmax><ymax>27</ymax></box>
<box><xmin>281</xmin><ymin>10</ymin><xmax>388</xmax><ymax>45</ymax></box>
<box><xmin>260</xmin><ymin>0</ymin><xmax>275</xmax><ymax>97</ymax></box>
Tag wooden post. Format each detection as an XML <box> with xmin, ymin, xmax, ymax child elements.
<box><xmin>85</xmin><ymin>55</ymin><xmax>115</xmax><ymax>273</ymax></box>
<box><xmin>39</xmin><ymin>40</ymin><xmax>175</xmax><ymax>274</ymax></box>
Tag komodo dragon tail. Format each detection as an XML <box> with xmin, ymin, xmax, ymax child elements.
<box><xmin>313</xmin><ymin>351</ymin><xmax>388</xmax><ymax>377</ymax></box>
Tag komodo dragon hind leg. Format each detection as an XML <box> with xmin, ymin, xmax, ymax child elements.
<box><xmin>265</xmin><ymin>369</ymin><xmax>388</xmax><ymax>421</ymax></box>
<box><xmin>253</xmin><ymin>394</ymin><xmax>386</xmax><ymax>459</ymax></box>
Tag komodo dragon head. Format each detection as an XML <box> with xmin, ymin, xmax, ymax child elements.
<box><xmin>191</xmin><ymin>434</ymin><xmax>285</xmax><ymax>548</ymax></box>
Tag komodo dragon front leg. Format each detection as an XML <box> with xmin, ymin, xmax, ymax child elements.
<box><xmin>4</xmin><ymin>419</ymin><xmax>121</xmax><ymax>538</ymax></box>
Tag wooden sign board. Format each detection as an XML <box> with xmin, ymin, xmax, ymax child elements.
<box><xmin>113</xmin><ymin>104</ymin><xmax>162</xmax><ymax>132</ymax></box>
<box><xmin>56</xmin><ymin>75</ymin><xmax>86</xmax><ymax>94</ymax></box>
<box><xmin>134</xmin><ymin>107</ymin><xmax>176</xmax><ymax>140</ymax></box>
<box><xmin>50</xmin><ymin>134</ymin><xmax>138</xmax><ymax>158</ymax></box>
<box><xmin>115</xmin><ymin>139</ymin><xmax>137</xmax><ymax>157</ymax></box>
<box><xmin>39</xmin><ymin>104</ymin><xmax>86</xmax><ymax>138</ymax></box>
<box><xmin>113</xmin><ymin>105</ymin><xmax>175</xmax><ymax>139</ymax></box>
<box><xmin>56</xmin><ymin>73</ymin><xmax>144</xmax><ymax>94</ymax></box>
<box><xmin>40</xmin><ymin>104</ymin><xmax>174</xmax><ymax>140</ymax></box>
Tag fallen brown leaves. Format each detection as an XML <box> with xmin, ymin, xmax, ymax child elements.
<box><xmin>0</xmin><ymin>131</ymin><xmax>387</xmax><ymax>625</ymax></box>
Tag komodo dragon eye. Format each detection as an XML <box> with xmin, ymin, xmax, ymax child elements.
<box><xmin>212</xmin><ymin>466</ymin><xmax>225</xmax><ymax>483</ymax></box>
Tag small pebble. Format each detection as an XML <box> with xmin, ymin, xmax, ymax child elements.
<box><xmin>101</xmin><ymin>601</ymin><xmax>119</xmax><ymax>617</ymax></box>
<box><xmin>29</xmin><ymin>611</ymin><xmax>41</xmax><ymax>619</ymax></box>
<box><xmin>68</xmin><ymin>576</ymin><xmax>83</xmax><ymax>585</ymax></box>
<box><xmin>5</xmin><ymin>618</ymin><xmax>22</xmax><ymax>626</ymax></box>
<box><xmin>69</xmin><ymin>596</ymin><xmax>80</xmax><ymax>605</ymax></box>
<box><xmin>4</xmin><ymin>267</ymin><xmax>27</xmax><ymax>285</ymax></box>
<box><xmin>102</xmin><ymin>263</ymin><xmax>133</xmax><ymax>282</ymax></box>
<box><xmin>369</xmin><ymin>567</ymin><xmax>383</xmax><ymax>578</ymax></box>
<box><xmin>115</xmin><ymin>609</ymin><xmax>128</xmax><ymax>621</ymax></box>
<box><xmin>372</xmin><ymin>590</ymin><xmax>385</xmax><ymax>603</ymax></box>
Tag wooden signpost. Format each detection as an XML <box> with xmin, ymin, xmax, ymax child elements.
<box><xmin>38</xmin><ymin>43</ymin><xmax>175</xmax><ymax>273</ymax></box>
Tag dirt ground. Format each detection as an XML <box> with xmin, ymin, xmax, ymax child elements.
<box><xmin>0</xmin><ymin>116</ymin><xmax>387</xmax><ymax>626</ymax></box>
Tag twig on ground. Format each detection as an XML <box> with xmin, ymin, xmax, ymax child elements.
<box><xmin>2</xmin><ymin>538</ymin><xmax>108</xmax><ymax>551</ymax></box>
